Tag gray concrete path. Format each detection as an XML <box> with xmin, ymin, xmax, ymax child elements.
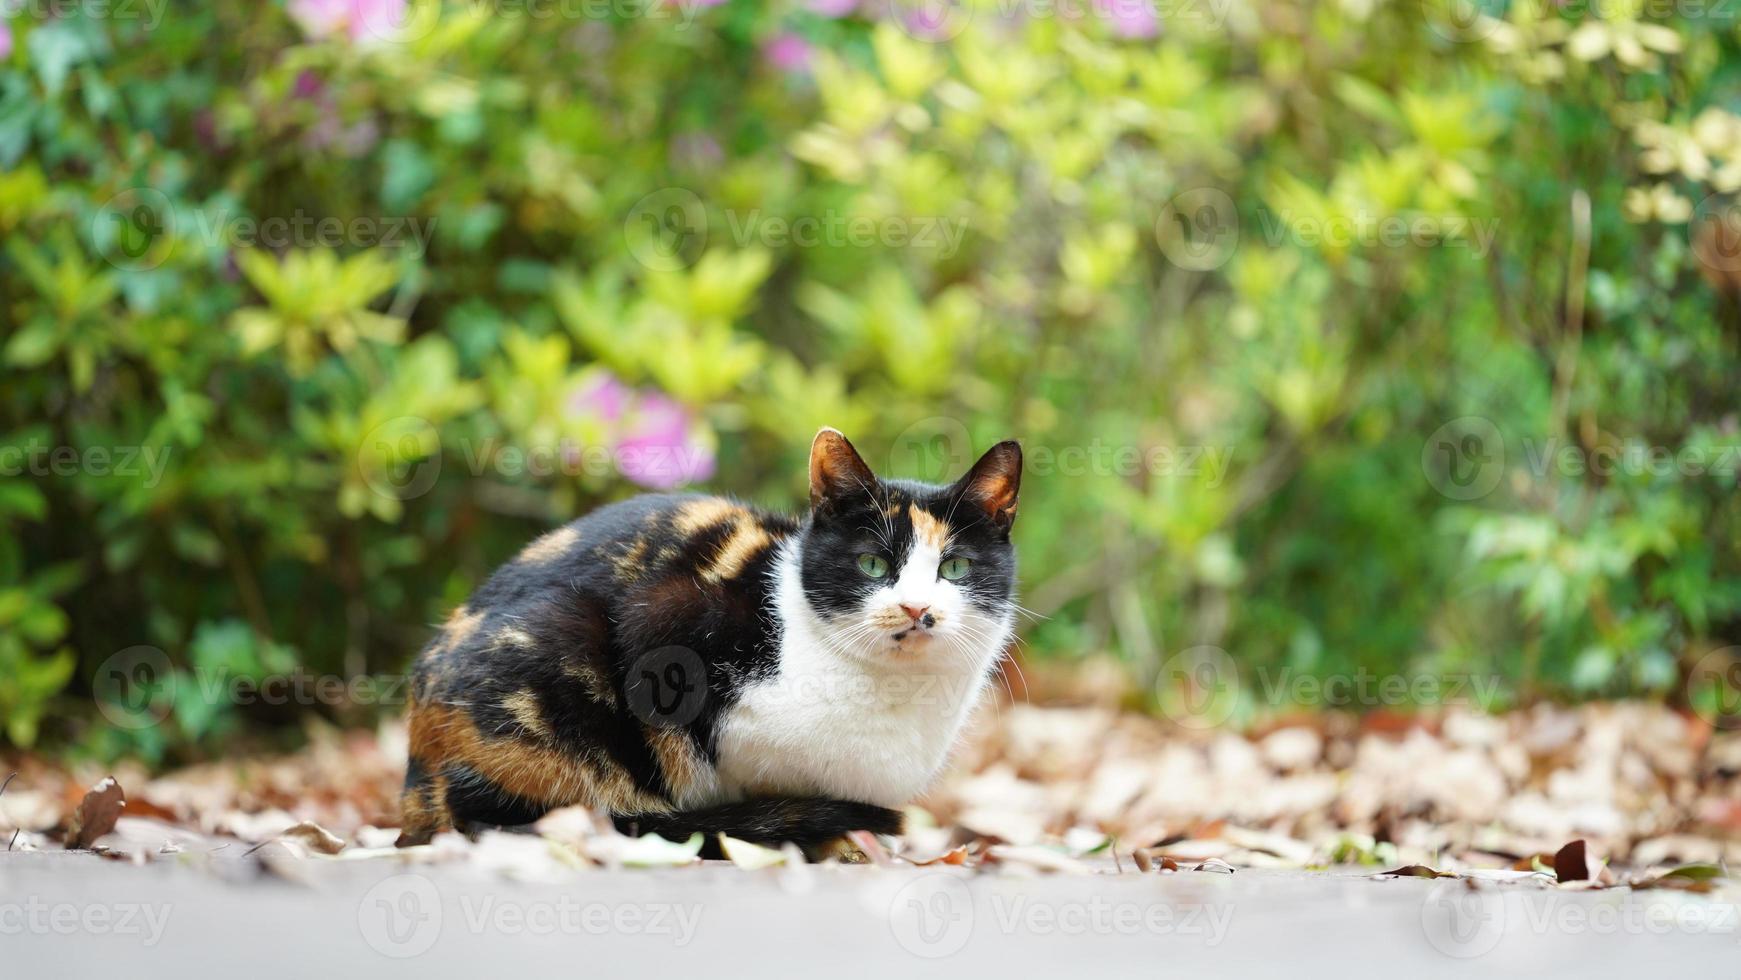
<box><xmin>2</xmin><ymin>853</ymin><xmax>1733</xmax><ymax>977</ymax></box>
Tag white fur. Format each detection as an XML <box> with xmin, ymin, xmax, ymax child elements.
<box><xmin>713</xmin><ymin>536</ymin><xmax>1012</xmax><ymax>807</ymax></box>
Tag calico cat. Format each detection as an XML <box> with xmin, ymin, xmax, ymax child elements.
<box><xmin>397</xmin><ymin>428</ymin><xmax>1022</xmax><ymax>854</ymax></box>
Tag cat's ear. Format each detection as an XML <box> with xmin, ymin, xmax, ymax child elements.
<box><xmin>809</xmin><ymin>427</ymin><xmax>879</xmax><ymax>511</ymax></box>
<box><xmin>953</xmin><ymin>440</ymin><xmax>1022</xmax><ymax>532</ymax></box>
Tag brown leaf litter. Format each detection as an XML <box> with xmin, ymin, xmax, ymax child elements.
<box><xmin>0</xmin><ymin>701</ymin><xmax>1736</xmax><ymax>892</ymax></box>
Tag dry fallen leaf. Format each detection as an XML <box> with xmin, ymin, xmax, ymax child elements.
<box><xmin>1553</xmin><ymin>839</ymin><xmax>1589</xmax><ymax>881</ymax></box>
<box><xmin>1378</xmin><ymin>865</ymin><xmax>1457</xmax><ymax>879</ymax></box>
<box><xmin>913</xmin><ymin>845</ymin><xmax>972</xmax><ymax>867</ymax></box>
<box><xmin>720</xmin><ymin>834</ymin><xmax>787</xmax><ymax>870</ymax></box>
<box><xmin>586</xmin><ymin>830</ymin><xmax>703</xmax><ymax>868</ymax></box>
<box><xmin>1552</xmin><ymin>839</ymin><xmax>1615</xmax><ymax>886</ymax></box>
<box><xmin>278</xmin><ymin>821</ymin><xmax>346</xmax><ymax>855</ymax></box>
<box><xmin>1509</xmin><ymin>853</ymin><xmax>1556</xmax><ymax>872</ymax></box>
<box><xmin>1632</xmin><ymin>863</ymin><xmax>1726</xmax><ymax>892</ymax></box>
<box><xmin>64</xmin><ymin>777</ymin><xmax>126</xmax><ymax>850</ymax></box>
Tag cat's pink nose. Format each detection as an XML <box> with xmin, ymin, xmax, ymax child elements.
<box><xmin>900</xmin><ymin>604</ymin><xmax>930</xmax><ymax>623</ymax></box>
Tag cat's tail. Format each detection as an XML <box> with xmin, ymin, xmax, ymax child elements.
<box><xmin>615</xmin><ymin>798</ymin><xmax>902</xmax><ymax>853</ymax></box>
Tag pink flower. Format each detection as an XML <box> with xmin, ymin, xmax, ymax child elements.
<box><xmin>568</xmin><ymin>371</ymin><xmax>632</xmax><ymax>423</ymax></box>
<box><xmin>293</xmin><ymin>70</ymin><xmax>325</xmax><ymax>100</ymax></box>
<box><xmin>616</xmin><ymin>391</ymin><xmax>715</xmax><ymax>490</ymax></box>
<box><xmin>810</xmin><ymin>0</ymin><xmax>858</xmax><ymax>16</ymax></box>
<box><xmin>1095</xmin><ymin>0</ymin><xmax>1158</xmax><ymax>38</ymax></box>
<box><xmin>567</xmin><ymin>371</ymin><xmax>716</xmax><ymax>489</ymax></box>
<box><xmin>289</xmin><ymin>0</ymin><xmax>408</xmax><ymax>44</ymax></box>
<box><xmin>763</xmin><ymin>32</ymin><xmax>814</xmax><ymax>74</ymax></box>
<box><xmin>0</xmin><ymin>18</ymin><xmax>11</xmax><ymax>62</ymax></box>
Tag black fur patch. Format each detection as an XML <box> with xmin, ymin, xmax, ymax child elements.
<box><xmin>614</xmin><ymin>798</ymin><xmax>904</xmax><ymax>850</ymax></box>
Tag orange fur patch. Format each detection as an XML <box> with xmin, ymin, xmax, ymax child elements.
<box><xmin>673</xmin><ymin>497</ymin><xmax>744</xmax><ymax>535</ymax></box>
<box><xmin>646</xmin><ymin>726</ymin><xmax>709</xmax><ymax>801</ymax></box>
<box><xmin>517</xmin><ymin>525</ymin><xmax>580</xmax><ymax>565</ymax></box>
<box><xmin>562</xmin><ymin>659</ymin><xmax>620</xmax><ymax>707</ymax></box>
<box><xmin>701</xmin><ymin>521</ymin><xmax>772</xmax><ymax>583</ymax></box>
<box><xmin>407</xmin><ymin>702</ymin><xmax>666</xmax><ymax>815</ymax></box>
<box><xmin>397</xmin><ymin>768</ymin><xmax>453</xmax><ymax>844</ymax></box>
<box><xmin>502</xmin><ymin>690</ymin><xmax>551</xmax><ymax>741</ymax></box>
<box><xmin>610</xmin><ymin>537</ymin><xmax>649</xmax><ymax>581</ymax></box>
<box><xmin>432</xmin><ymin>605</ymin><xmax>486</xmax><ymax>659</ymax></box>
<box><xmin>909</xmin><ymin>504</ymin><xmax>951</xmax><ymax>551</ymax></box>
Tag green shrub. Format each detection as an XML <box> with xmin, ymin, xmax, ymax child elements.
<box><xmin>3</xmin><ymin>0</ymin><xmax>1739</xmax><ymax>759</ymax></box>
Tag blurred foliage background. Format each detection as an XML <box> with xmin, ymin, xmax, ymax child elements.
<box><xmin>3</xmin><ymin>0</ymin><xmax>1741</xmax><ymax>763</ymax></box>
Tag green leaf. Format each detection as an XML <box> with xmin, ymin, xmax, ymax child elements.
<box><xmin>0</xmin><ymin>482</ymin><xmax>47</xmax><ymax>522</ymax></box>
<box><xmin>3</xmin><ymin>322</ymin><xmax>60</xmax><ymax>367</ymax></box>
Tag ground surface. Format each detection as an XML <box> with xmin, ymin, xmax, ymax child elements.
<box><xmin>4</xmin><ymin>853</ymin><xmax>1735</xmax><ymax>977</ymax></box>
<box><xmin>5</xmin><ymin>698</ymin><xmax>1741</xmax><ymax>975</ymax></box>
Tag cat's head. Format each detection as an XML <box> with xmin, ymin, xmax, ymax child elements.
<box><xmin>792</xmin><ymin>427</ymin><xmax>1021</xmax><ymax>665</ymax></box>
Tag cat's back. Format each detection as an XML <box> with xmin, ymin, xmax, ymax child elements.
<box><xmin>468</xmin><ymin>492</ymin><xmax>800</xmax><ymax>609</ymax></box>
<box><xmin>413</xmin><ymin>492</ymin><xmax>802</xmax><ymax>694</ymax></box>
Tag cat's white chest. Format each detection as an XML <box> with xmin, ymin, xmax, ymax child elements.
<box><xmin>710</xmin><ymin>539</ymin><xmax>1009</xmax><ymax>807</ymax></box>
<box><xmin>714</xmin><ymin>659</ymin><xmax>991</xmax><ymax>807</ymax></box>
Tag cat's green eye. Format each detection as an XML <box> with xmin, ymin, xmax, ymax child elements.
<box><xmin>856</xmin><ymin>553</ymin><xmax>890</xmax><ymax>578</ymax></box>
<box><xmin>940</xmin><ymin>557</ymin><xmax>972</xmax><ymax>581</ymax></box>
